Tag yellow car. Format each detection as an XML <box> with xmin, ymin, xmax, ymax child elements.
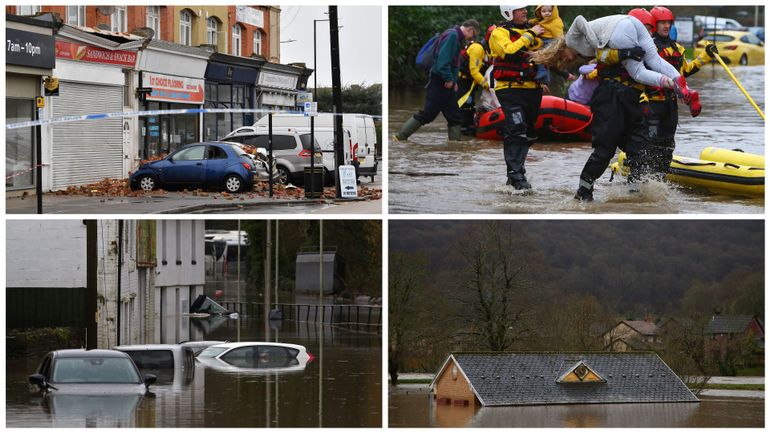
<box><xmin>694</xmin><ymin>31</ymin><xmax>765</xmax><ymax>65</ymax></box>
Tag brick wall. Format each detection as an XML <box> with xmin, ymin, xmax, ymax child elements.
<box><xmin>433</xmin><ymin>358</ymin><xmax>479</xmax><ymax>407</ymax></box>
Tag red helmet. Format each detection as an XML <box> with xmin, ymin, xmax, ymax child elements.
<box><xmin>650</xmin><ymin>6</ymin><xmax>675</xmax><ymax>27</ymax></box>
<box><xmin>485</xmin><ymin>25</ymin><xmax>496</xmax><ymax>43</ymax></box>
<box><xmin>628</xmin><ymin>8</ymin><xmax>654</xmax><ymax>30</ymax></box>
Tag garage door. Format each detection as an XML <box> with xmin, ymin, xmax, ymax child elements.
<box><xmin>51</xmin><ymin>81</ymin><xmax>123</xmax><ymax>190</ymax></box>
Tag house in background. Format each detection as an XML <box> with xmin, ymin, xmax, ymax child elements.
<box><xmin>431</xmin><ymin>352</ymin><xmax>698</xmax><ymax>407</ymax></box>
<box><xmin>703</xmin><ymin>314</ymin><xmax>764</xmax><ymax>363</ymax></box>
<box><xmin>602</xmin><ymin>320</ymin><xmax>661</xmax><ymax>352</ymax></box>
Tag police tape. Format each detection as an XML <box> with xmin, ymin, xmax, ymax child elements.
<box><xmin>6</xmin><ymin>163</ymin><xmax>46</xmax><ymax>180</ymax></box>
<box><xmin>6</xmin><ymin>107</ymin><xmax>383</xmax><ymax>130</ymax></box>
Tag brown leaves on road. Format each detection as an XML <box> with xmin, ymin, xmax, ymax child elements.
<box><xmin>51</xmin><ymin>178</ymin><xmax>382</xmax><ymax>201</ymax></box>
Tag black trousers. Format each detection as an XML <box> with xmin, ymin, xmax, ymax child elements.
<box><xmin>581</xmin><ymin>80</ymin><xmax>650</xmax><ymax>186</ymax></box>
<box><xmin>646</xmin><ymin>93</ymin><xmax>679</xmax><ymax>177</ymax></box>
<box><xmin>497</xmin><ymin>86</ymin><xmax>543</xmax><ymax>182</ymax></box>
<box><xmin>413</xmin><ymin>74</ymin><xmax>463</xmax><ymax>127</ymax></box>
<box><xmin>456</xmin><ymin>77</ymin><xmax>478</xmax><ymax>134</ymax></box>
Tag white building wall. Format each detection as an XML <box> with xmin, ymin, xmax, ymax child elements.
<box><xmin>6</xmin><ymin>220</ymin><xmax>87</xmax><ymax>287</ymax></box>
<box><xmin>96</xmin><ymin>220</ymin><xmax>119</xmax><ymax>349</ymax></box>
<box><xmin>154</xmin><ymin>220</ymin><xmax>205</xmax><ymax>343</ymax></box>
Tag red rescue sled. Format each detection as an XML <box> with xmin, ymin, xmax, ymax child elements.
<box><xmin>475</xmin><ymin>95</ymin><xmax>593</xmax><ymax>142</ymax></box>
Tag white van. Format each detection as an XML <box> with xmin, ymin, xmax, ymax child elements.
<box><xmin>253</xmin><ymin>113</ymin><xmax>378</xmax><ymax>182</ymax></box>
<box><xmin>694</xmin><ymin>15</ymin><xmax>744</xmax><ymax>31</ymax></box>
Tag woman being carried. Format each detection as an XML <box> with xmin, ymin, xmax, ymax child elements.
<box><xmin>530</xmin><ymin>14</ymin><xmax>701</xmax><ymax>201</ymax></box>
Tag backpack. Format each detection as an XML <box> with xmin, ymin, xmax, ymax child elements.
<box><xmin>415</xmin><ymin>32</ymin><xmax>444</xmax><ymax>71</ymax></box>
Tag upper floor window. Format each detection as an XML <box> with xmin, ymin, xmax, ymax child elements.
<box><xmin>67</xmin><ymin>5</ymin><xmax>86</xmax><ymax>26</ymax></box>
<box><xmin>207</xmin><ymin>17</ymin><xmax>219</xmax><ymax>46</ymax></box>
<box><xmin>232</xmin><ymin>25</ymin><xmax>242</xmax><ymax>56</ymax></box>
<box><xmin>16</xmin><ymin>5</ymin><xmax>41</xmax><ymax>15</ymax></box>
<box><xmin>253</xmin><ymin>31</ymin><xmax>262</xmax><ymax>56</ymax></box>
<box><xmin>146</xmin><ymin>6</ymin><xmax>161</xmax><ymax>39</ymax></box>
<box><xmin>180</xmin><ymin>10</ymin><xmax>192</xmax><ymax>46</ymax></box>
<box><xmin>111</xmin><ymin>6</ymin><xmax>127</xmax><ymax>33</ymax></box>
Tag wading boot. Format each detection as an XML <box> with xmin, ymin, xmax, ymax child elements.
<box><xmin>394</xmin><ymin>117</ymin><xmax>422</xmax><ymax>142</ymax></box>
<box><xmin>506</xmin><ymin>177</ymin><xmax>532</xmax><ymax>190</ymax></box>
<box><xmin>574</xmin><ymin>179</ymin><xmax>594</xmax><ymax>201</ymax></box>
<box><xmin>447</xmin><ymin>125</ymin><xmax>462</xmax><ymax>141</ymax></box>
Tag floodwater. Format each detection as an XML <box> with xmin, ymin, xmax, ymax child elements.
<box><xmin>388</xmin><ymin>65</ymin><xmax>765</xmax><ymax>214</ymax></box>
<box><xmin>389</xmin><ymin>386</ymin><xmax>764</xmax><ymax>427</ymax></box>
<box><xmin>6</xmin><ymin>317</ymin><xmax>381</xmax><ymax>428</ymax></box>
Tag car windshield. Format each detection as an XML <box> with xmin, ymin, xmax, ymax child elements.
<box><xmin>52</xmin><ymin>357</ymin><xmax>141</xmax><ymax>384</ymax></box>
<box><xmin>705</xmin><ymin>33</ymin><xmax>736</xmax><ymax>42</ymax></box>
<box><xmin>123</xmin><ymin>350</ymin><xmax>175</xmax><ymax>370</ymax></box>
<box><xmin>198</xmin><ymin>347</ymin><xmax>229</xmax><ymax>358</ymax></box>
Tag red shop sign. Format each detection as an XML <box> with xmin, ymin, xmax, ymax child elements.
<box><xmin>55</xmin><ymin>40</ymin><xmax>137</xmax><ymax>67</ymax></box>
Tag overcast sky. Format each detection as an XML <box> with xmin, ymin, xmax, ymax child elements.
<box><xmin>280</xmin><ymin>6</ymin><xmax>382</xmax><ymax>87</ymax></box>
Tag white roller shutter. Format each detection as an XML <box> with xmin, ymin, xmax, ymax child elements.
<box><xmin>51</xmin><ymin>81</ymin><xmax>124</xmax><ymax>190</ymax></box>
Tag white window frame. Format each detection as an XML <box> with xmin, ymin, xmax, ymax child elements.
<box><xmin>111</xmin><ymin>6</ymin><xmax>127</xmax><ymax>33</ymax></box>
<box><xmin>17</xmin><ymin>5</ymin><xmax>41</xmax><ymax>15</ymax></box>
<box><xmin>232</xmin><ymin>25</ymin><xmax>242</xmax><ymax>56</ymax></box>
<box><xmin>253</xmin><ymin>30</ymin><xmax>262</xmax><ymax>56</ymax></box>
<box><xmin>207</xmin><ymin>17</ymin><xmax>218</xmax><ymax>46</ymax></box>
<box><xmin>180</xmin><ymin>10</ymin><xmax>192</xmax><ymax>46</ymax></box>
<box><xmin>67</xmin><ymin>5</ymin><xmax>86</xmax><ymax>26</ymax></box>
<box><xmin>146</xmin><ymin>6</ymin><xmax>161</xmax><ymax>40</ymax></box>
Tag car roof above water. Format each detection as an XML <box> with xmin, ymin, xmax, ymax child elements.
<box><xmin>53</xmin><ymin>349</ymin><xmax>131</xmax><ymax>358</ymax></box>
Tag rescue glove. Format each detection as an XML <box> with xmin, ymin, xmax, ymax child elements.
<box><xmin>618</xmin><ymin>46</ymin><xmax>644</xmax><ymax>62</ymax></box>
<box><xmin>705</xmin><ymin>43</ymin><xmax>719</xmax><ymax>59</ymax></box>
<box><xmin>672</xmin><ymin>76</ymin><xmax>701</xmax><ymax>117</ymax></box>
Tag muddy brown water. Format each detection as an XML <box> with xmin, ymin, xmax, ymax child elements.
<box><xmin>389</xmin><ymin>65</ymin><xmax>764</xmax><ymax>214</ymax></box>
<box><xmin>6</xmin><ymin>318</ymin><xmax>381</xmax><ymax>428</ymax></box>
<box><xmin>388</xmin><ymin>386</ymin><xmax>764</xmax><ymax>427</ymax></box>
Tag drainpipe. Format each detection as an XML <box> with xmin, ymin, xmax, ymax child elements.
<box><xmin>117</xmin><ymin>220</ymin><xmax>123</xmax><ymax>346</ymax></box>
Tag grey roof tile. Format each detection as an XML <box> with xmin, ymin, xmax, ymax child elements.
<box><xmin>452</xmin><ymin>352</ymin><xmax>698</xmax><ymax>406</ymax></box>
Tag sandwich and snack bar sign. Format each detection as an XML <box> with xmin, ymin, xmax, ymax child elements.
<box><xmin>55</xmin><ymin>40</ymin><xmax>137</xmax><ymax>67</ymax></box>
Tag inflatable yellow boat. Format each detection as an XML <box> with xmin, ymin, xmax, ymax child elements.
<box><xmin>611</xmin><ymin>148</ymin><xmax>764</xmax><ymax>198</ymax></box>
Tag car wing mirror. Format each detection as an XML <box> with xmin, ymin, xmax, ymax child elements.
<box><xmin>143</xmin><ymin>374</ymin><xmax>157</xmax><ymax>389</ymax></box>
<box><xmin>29</xmin><ymin>373</ymin><xmax>53</xmax><ymax>390</ymax></box>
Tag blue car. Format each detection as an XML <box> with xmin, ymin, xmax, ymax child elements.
<box><xmin>130</xmin><ymin>142</ymin><xmax>256</xmax><ymax>193</ymax></box>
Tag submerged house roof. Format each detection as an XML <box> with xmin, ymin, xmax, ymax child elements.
<box><xmin>432</xmin><ymin>352</ymin><xmax>698</xmax><ymax>406</ymax></box>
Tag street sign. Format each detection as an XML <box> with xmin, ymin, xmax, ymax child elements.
<box><xmin>297</xmin><ymin>92</ymin><xmax>313</xmax><ymax>104</ymax></box>
<box><xmin>338</xmin><ymin>165</ymin><xmax>358</xmax><ymax>198</ymax></box>
<box><xmin>304</xmin><ymin>101</ymin><xmax>318</xmax><ymax>117</ymax></box>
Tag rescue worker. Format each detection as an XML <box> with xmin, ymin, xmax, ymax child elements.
<box><xmin>489</xmin><ymin>6</ymin><xmax>545</xmax><ymax>190</ymax></box>
<box><xmin>395</xmin><ymin>20</ymin><xmax>481</xmax><ymax>142</ymax></box>
<box><xmin>646</xmin><ymin>6</ymin><xmax>717</xmax><ymax>176</ymax></box>
<box><xmin>529</xmin><ymin>13</ymin><xmax>701</xmax><ymax>200</ymax></box>
<box><xmin>457</xmin><ymin>34</ymin><xmax>491</xmax><ymax>135</ymax></box>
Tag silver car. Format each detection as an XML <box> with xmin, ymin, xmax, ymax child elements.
<box><xmin>221</xmin><ymin>130</ymin><xmax>322</xmax><ymax>186</ymax></box>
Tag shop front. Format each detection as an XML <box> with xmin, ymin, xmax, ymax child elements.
<box><xmin>45</xmin><ymin>25</ymin><xmax>142</xmax><ymax>190</ymax></box>
<box><xmin>255</xmin><ymin>63</ymin><xmax>304</xmax><ymax>118</ymax></box>
<box><xmin>136</xmin><ymin>41</ymin><xmax>210</xmax><ymax>159</ymax></box>
<box><xmin>203</xmin><ymin>53</ymin><xmax>264</xmax><ymax>141</ymax></box>
<box><xmin>5</xmin><ymin>15</ymin><xmax>56</xmax><ymax>196</ymax></box>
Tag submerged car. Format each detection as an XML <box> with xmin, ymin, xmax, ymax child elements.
<box><xmin>114</xmin><ymin>344</ymin><xmax>195</xmax><ymax>386</ymax></box>
<box><xmin>29</xmin><ymin>349</ymin><xmax>156</xmax><ymax>394</ymax></box>
<box><xmin>695</xmin><ymin>31</ymin><xmax>765</xmax><ymax>65</ymax></box>
<box><xmin>196</xmin><ymin>342</ymin><xmax>314</xmax><ymax>373</ymax></box>
<box><xmin>179</xmin><ymin>340</ymin><xmax>228</xmax><ymax>356</ymax></box>
<box><xmin>129</xmin><ymin>142</ymin><xmax>257</xmax><ymax>193</ymax></box>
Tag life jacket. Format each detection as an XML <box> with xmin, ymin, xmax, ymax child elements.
<box><xmin>459</xmin><ymin>42</ymin><xmax>489</xmax><ymax>79</ymax></box>
<box><xmin>654</xmin><ymin>36</ymin><xmax>684</xmax><ymax>71</ymax></box>
<box><xmin>492</xmin><ymin>24</ymin><xmax>538</xmax><ymax>83</ymax></box>
<box><xmin>594</xmin><ymin>63</ymin><xmax>645</xmax><ymax>91</ymax></box>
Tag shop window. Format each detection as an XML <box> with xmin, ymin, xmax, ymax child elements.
<box><xmin>5</xmin><ymin>99</ymin><xmax>35</xmax><ymax>189</ymax></box>
<box><xmin>253</xmin><ymin>31</ymin><xmax>262</xmax><ymax>56</ymax></box>
<box><xmin>146</xmin><ymin>6</ymin><xmax>161</xmax><ymax>39</ymax></box>
<box><xmin>111</xmin><ymin>6</ymin><xmax>127</xmax><ymax>33</ymax></box>
<box><xmin>67</xmin><ymin>5</ymin><xmax>86</xmax><ymax>26</ymax></box>
<box><xmin>232</xmin><ymin>25</ymin><xmax>242</xmax><ymax>56</ymax></box>
<box><xmin>180</xmin><ymin>10</ymin><xmax>192</xmax><ymax>46</ymax></box>
<box><xmin>207</xmin><ymin>17</ymin><xmax>219</xmax><ymax>46</ymax></box>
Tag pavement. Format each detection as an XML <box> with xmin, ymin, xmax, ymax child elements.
<box><xmin>6</xmin><ymin>164</ymin><xmax>382</xmax><ymax>215</ymax></box>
